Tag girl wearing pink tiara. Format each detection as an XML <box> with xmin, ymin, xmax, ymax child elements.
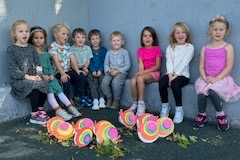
<box><xmin>193</xmin><ymin>15</ymin><xmax>240</xmax><ymax>131</ymax></box>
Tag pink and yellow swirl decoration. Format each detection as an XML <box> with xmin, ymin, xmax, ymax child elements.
<box><xmin>74</xmin><ymin>127</ymin><xmax>93</xmax><ymax>148</ymax></box>
<box><xmin>74</xmin><ymin>118</ymin><xmax>94</xmax><ymax>130</ymax></box>
<box><xmin>137</xmin><ymin>113</ymin><xmax>158</xmax><ymax>126</ymax></box>
<box><xmin>47</xmin><ymin>116</ymin><xmax>64</xmax><ymax>135</ymax></box>
<box><xmin>137</xmin><ymin>121</ymin><xmax>159</xmax><ymax>143</ymax></box>
<box><xmin>96</xmin><ymin>123</ymin><xmax>119</xmax><ymax>143</ymax></box>
<box><xmin>93</xmin><ymin>120</ymin><xmax>112</xmax><ymax>135</ymax></box>
<box><xmin>157</xmin><ymin>117</ymin><xmax>174</xmax><ymax>138</ymax></box>
<box><xmin>118</xmin><ymin>109</ymin><xmax>137</xmax><ymax>128</ymax></box>
<box><xmin>53</xmin><ymin>121</ymin><xmax>75</xmax><ymax>140</ymax></box>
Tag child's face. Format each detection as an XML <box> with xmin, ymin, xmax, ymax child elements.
<box><xmin>54</xmin><ymin>27</ymin><xmax>69</xmax><ymax>46</ymax></box>
<box><xmin>32</xmin><ymin>31</ymin><xmax>45</xmax><ymax>48</ymax></box>
<box><xmin>174</xmin><ymin>26</ymin><xmax>187</xmax><ymax>45</ymax></box>
<box><xmin>13</xmin><ymin>23</ymin><xmax>30</xmax><ymax>45</ymax></box>
<box><xmin>210</xmin><ymin>21</ymin><xmax>227</xmax><ymax>41</ymax></box>
<box><xmin>111</xmin><ymin>35</ymin><xmax>124</xmax><ymax>51</ymax></box>
<box><xmin>90</xmin><ymin>35</ymin><xmax>101</xmax><ymax>48</ymax></box>
<box><xmin>73</xmin><ymin>33</ymin><xmax>86</xmax><ymax>47</ymax></box>
<box><xmin>142</xmin><ymin>30</ymin><xmax>153</xmax><ymax>48</ymax></box>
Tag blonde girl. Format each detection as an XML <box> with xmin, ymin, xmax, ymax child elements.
<box><xmin>6</xmin><ymin>20</ymin><xmax>49</xmax><ymax>125</ymax></box>
<box><xmin>194</xmin><ymin>15</ymin><xmax>240</xmax><ymax>131</ymax></box>
<box><xmin>159</xmin><ymin>22</ymin><xmax>194</xmax><ymax>124</ymax></box>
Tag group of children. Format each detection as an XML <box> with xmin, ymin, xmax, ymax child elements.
<box><xmin>6</xmin><ymin>14</ymin><xmax>240</xmax><ymax>131</ymax></box>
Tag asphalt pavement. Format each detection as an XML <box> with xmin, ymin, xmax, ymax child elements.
<box><xmin>0</xmin><ymin>107</ymin><xmax>240</xmax><ymax>160</ymax></box>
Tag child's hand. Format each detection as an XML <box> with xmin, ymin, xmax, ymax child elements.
<box><xmin>135</xmin><ymin>71</ymin><xmax>143</xmax><ymax>76</ymax></box>
<box><xmin>97</xmin><ymin>70</ymin><xmax>102</xmax><ymax>77</ymax></box>
<box><xmin>42</xmin><ymin>75</ymin><xmax>50</xmax><ymax>81</ymax></box>
<box><xmin>108</xmin><ymin>69</ymin><xmax>113</xmax><ymax>74</ymax></box>
<box><xmin>61</xmin><ymin>73</ymin><xmax>70</xmax><ymax>83</ymax></box>
<box><xmin>92</xmin><ymin>71</ymin><xmax>97</xmax><ymax>77</ymax></box>
<box><xmin>207</xmin><ymin>77</ymin><xmax>218</xmax><ymax>83</ymax></box>
<box><xmin>35</xmin><ymin>75</ymin><xmax>42</xmax><ymax>81</ymax></box>
<box><xmin>82</xmin><ymin>67</ymin><xmax>89</xmax><ymax>74</ymax></box>
<box><xmin>111</xmin><ymin>69</ymin><xmax>120</xmax><ymax>76</ymax></box>
<box><xmin>25</xmin><ymin>74</ymin><xmax>41</xmax><ymax>81</ymax></box>
<box><xmin>49</xmin><ymin>75</ymin><xmax>55</xmax><ymax>81</ymax></box>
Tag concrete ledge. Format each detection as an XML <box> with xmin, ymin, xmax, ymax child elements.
<box><xmin>120</xmin><ymin>79</ymin><xmax>240</xmax><ymax>127</ymax></box>
<box><xmin>0</xmin><ymin>85</ymin><xmax>51</xmax><ymax>122</ymax></box>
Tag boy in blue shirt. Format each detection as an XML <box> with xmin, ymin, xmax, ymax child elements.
<box><xmin>88</xmin><ymin>29</ymin><xmax>107</xmax><ymax>110</ymax></box>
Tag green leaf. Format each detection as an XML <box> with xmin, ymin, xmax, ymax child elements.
<box><xmin>189</xmin><ymin>136</ymin><xmax>198</xmax><ymax>143</ymax></box>
<box><xmin>177</xmin><ymin>142</ymin><xmax>187</xmax><ymax>148</ymax></box>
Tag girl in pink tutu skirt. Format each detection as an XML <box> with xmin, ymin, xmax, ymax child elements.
<box><xmin>193</xmin><ymin>15</ymin><xmax>240</xmax><ymax>131</ymax></box>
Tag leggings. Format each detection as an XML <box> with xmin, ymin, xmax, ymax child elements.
<box><xmin>159</xmin><ymin>75</ymin><xmax>189</xmax><ymax>106</ymax></box>
<box><xmin>29</xmin><ymin>89</ymin><xmax>47</xmax><ymax>112</ymax></box>
<box><xmin>198</xmin><ymin>90</ymin><xmax>223</xmax><ymax>113</ymax></box>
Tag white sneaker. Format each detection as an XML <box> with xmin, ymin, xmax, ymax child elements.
<box><xmin>56</xmin><ymin>109</ymin><xmax>73</xmax><ymax>121</ymax></box>
<box><xmin>99</xmin><ymin>97</ymin><xmax>106</xmax><ymax>108</ymax></box>
<box><xmin>129</xmin><ymin>103</ymin><xmax>137</xmax><ymax>112</ymax></box>
<box><xmin>173</xmin><ymin>107</ymin><xmax>184</xmax><ymax>123</ymax></box>
<box><xmin>160</xmin><ymin>104</ymin><xmax>171</xmax><ymax>117</ymax></box>
<box><xmin>92</xmin><ymin>99</ymin><xmax>100</xmax><ymax>110</ymax></box>
<box><xmin>136</xmin><ymin>103</ymin><xmax>146</xmax><ymax>116</ymax></box>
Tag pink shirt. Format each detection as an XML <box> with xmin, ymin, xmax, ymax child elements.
<box><xmin>205</xmin><ymin>47</ymin><xmax>226</xmax><ymax>77</ymax></box>
<box><xmin>137</xmin><ymin>46</ymin><xmax>162</xmax><ymax>70</ymax></box>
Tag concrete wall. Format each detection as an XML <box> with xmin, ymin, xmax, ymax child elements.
<box><xmin>1</xmin><ymin>0</ymin><xmax>240</xmax><ymax>123</ymax></box>
<box><xmin>0</xmin><ymin>0</ymin><xmax>88</xmax><ymax>121</ymax></box>
<box><xmin>0</xmin><ymin>0</ymin><xmax>88</xmax><ymax>85</ymax></box>
<box><xmin>88</xmin><ymin>0</ymin><xmax>240</xmax><ymax>84</ymax></box>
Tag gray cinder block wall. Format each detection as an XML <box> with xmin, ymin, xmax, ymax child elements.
<box><xmin>1</xmin><ymin>0</ymin><xmax>240</xmax><ymax>126</ymax></box>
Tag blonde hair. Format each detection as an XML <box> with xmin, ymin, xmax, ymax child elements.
<box><xmin>110</xmin><ymin>31</ymin><xmax>125</xmax><ymax>42</ymax></box>
<box><xmin>169</xmin><ymin>22</ymin><xmax>192</xmax><ymax>48</ymax></box>
<box><xmin>52</xmin><ymin>23</ymin><xmax>70</xmax><ymax>34</ymax></box>
<box><xmin>11</xmin><ymin>20</ymin><xmax>30</xmax><ymax>43</ymax></box>
<box><xmin>208</xmin><ymin>15</ymin><xmax>230</xmax><ymax>37</ymax></box>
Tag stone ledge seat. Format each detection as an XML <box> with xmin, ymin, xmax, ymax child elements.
<box><xmin>1</xmin><ymin>80</ymin><xmax>240</xmax><ymax>127</ymax></box>
<box><xmin>120</xmin><ymin>79</ymin><xmax>240</xmax><ymax>127</ymax></box>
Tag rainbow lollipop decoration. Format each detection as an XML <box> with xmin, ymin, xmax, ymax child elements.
<box><xmin>157</xmin><ymin>117</ymin><xmax>174</xmax><ymax>138</ymax></box>
<box><xmin>137</xmin><ymin>113</ymin><xmax>158</xmax><ymax>126</ymax></box>
<box><xmin>74</xmin><ymin>127</ymin><xmax>93</xmax><ymax>148</ymax></box>
<box><xmin>118</xmin><ymin>109</ymin><xmax>137</xmax><ymax>128</ymax></box>
<box><xmin>93</xmin><ymin>120</ymin><xmax>112</xmax><ymax>135</ymax></box>
<box><xmin>96</xmin><ymin>123</ymin><xmax>119</xmax><ymax>144</ymax></box>
<box><xmin>47</xmin><ymin>116</ymin><xmax>64</xmax><ymax>135</ymax></box>
<box><xmin>74</xmin><ymin>118</ymin><xmax>94</xmax><ymax>130</ymax></box>
<box><xmin>53</xmin><ymin>121</ymin><xmax>75</xmax><ymax>140</ymax></box>
<box><xmin>137</xmin><ymin>120</ymin><xmax>159</xmax><ymax>143</ymax></box>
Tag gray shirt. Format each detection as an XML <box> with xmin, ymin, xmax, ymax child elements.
<box><xmin>104</xmin><ymin>48</ymin><xmax>131</xmax><ymax>73</ymax></box>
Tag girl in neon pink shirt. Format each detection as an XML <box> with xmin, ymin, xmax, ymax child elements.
<box><xmin>129</xmin><ymin>26</ymin><xmax>162</xmax><ymax>116</ymax></box>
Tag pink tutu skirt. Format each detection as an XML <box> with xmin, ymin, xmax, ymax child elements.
<box><xmin>195</xmin><ymin>75</ymin><xmax>240</xmax><ymax>102</ymax></box>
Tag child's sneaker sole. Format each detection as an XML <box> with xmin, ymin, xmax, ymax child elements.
<box><xmin>29</xmin><ymin>119</ymin><xmax>47</xmax><ymax>125</ymax></box>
